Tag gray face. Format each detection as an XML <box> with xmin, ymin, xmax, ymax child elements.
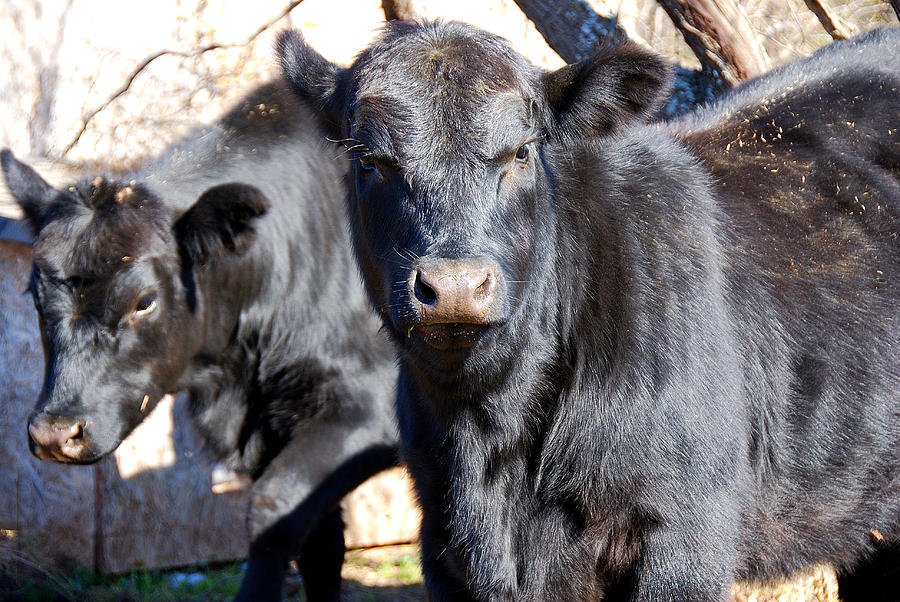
<box><xmin>3</xmin><ymin>148</ymin><xmax>270</xmax><ymax>464</ymax></box>
<box><xmin>20</xmin><ymin>174</ymin><xmax>199</xmax><ymax>463</ymax></box>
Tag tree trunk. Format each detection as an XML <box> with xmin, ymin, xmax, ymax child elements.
<box><xmin>513</xmin><ymin>0</ymin><xmax>723</xmax><ymax>117</ymax></box>
<box><xmin>657</xmin><ymin>0</ymin><xmax>769</xmax><ymax>85</ymax></box>
<box><xmin>512</xmin><ymin>0</ymin><xmax>624</xmax><ymax>64</ymax></box>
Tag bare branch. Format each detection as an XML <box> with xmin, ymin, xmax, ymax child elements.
<box><xmin>30</xmin><ymin>0</ymin><xmax>74</xmax><ymax>157</ymax></box>
<box><xmin>60</xmin><ymin>0</ymin><xmax>307</xmax><ymax>157</ymax></box>
<box><xmin>802</xmin><ymin>0</ymin><xmax>854</xmax><ymax>40</ymax></box>
<box><xmin>382</xmin><ymin>0</ymin><xmax>419</xmax><ymax>22</ymax></box>
<box><xmin>657</xmin><ymin>0</ymin><xmax>770</xmax><ymax>85</ymax></box>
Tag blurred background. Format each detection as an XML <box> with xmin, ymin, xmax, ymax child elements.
<box><xmin>0</xmin><ymin>1</ymin><xmax>896</xmax><ymax>600</ymax></box>
<box><xmin>0</xmin><ymin>0</ymin><xmax>895</xmax><ymax>169</ymax></box>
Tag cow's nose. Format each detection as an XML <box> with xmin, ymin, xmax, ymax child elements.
<box><xmin>27</xmin><ymin>415</ymin><xmax>86</xmax><ymax>462</ymax></box>
<box><xmin>411</xmin><ymin>257</ymin><xmax>500</xmax><ymax>325</ymax></box>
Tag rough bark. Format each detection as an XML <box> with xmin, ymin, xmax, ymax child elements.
<box><xmin>513</xmin><ymin>0</ymin><xmax>722</xmax><ymax>117</ymax></box>
<box><xmin>657</xmin><ymin>0</ymin><xmax>770</xmax><ymax>85</ymax></box>
<box><xmin>512</xmin><ymin>0</ymin><xmax>625</xmax><ymax>64</ymax></box>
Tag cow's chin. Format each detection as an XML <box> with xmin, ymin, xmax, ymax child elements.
<box><xmin>414</xmin><ymin>323</ymin><xmax>489</xmax><ymax>351</ymax></box>
<box><xmin>29</xmin><ymin>441</ymin><xmax>113</xmax><ymax>465</ymax></box>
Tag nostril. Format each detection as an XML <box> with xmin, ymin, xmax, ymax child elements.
<box><xmin>414</xmin><ymin>271</ymin><xmax>438</xmax><ymax>305</ymax></box>
<box><xmin>28</xmin><ymin>418</ymin><xmax>84</xmax><ymax>449</ymax></box>
<box><xmin>67</xmin><ymin>422</ymin><xmax>83</xmax><ymax>441</ymax></box>
<box><xmin>56</xmin><ymin>421</ymin><xmax>86</xmax><ymax>461</ymax></box>
<box><xmin>473</xmin><ymin>267</ymin><xmax>499</xmax><ymax>305</ymax></box>
<box><xmin>474</xmin><ymin>271</ymin><xmax>492</xmax><ymax>297</ymax></box>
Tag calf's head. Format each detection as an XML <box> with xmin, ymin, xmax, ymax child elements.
<box><xmin>1</xmin><ymin>150</ymin><xmax>267</xmax><ymax>463</ymax></box>
<box><xmin>279</xmin><ymin>21</ymin><xmax>669</xmax><ymax>372</ymax></box>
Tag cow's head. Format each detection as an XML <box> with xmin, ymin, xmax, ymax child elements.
<box><xmin>1</xmin><ymin>150</ymin><xmax>267</xmax><ymax>463</ymax></box>
<box><xmin>278</xmin><ymin>21</ymin><xmax>669</xmax><ymax>379</ymax></box>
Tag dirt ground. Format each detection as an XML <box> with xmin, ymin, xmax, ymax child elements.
<box><xmin>334</xmin><ymin>544</ymin><xmax>840</xmax><ymax>602</ymax></box>
<box><xmin>0</xmin><ymin>526</ymin><xmax>846</xmax><ymax>600</ymax></box>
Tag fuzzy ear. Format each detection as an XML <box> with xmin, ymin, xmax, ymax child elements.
<box><xmin>277</xmin><ymin>29</ymin><xmax>346</xmax><ymax>138</ymax></box>
<box><xmin>173</xmin><ymin>183</ymin><xmax>269</xmax><ymax>268</ymax></box>
<box><xmin>541</xmin><ymin>42</ymin><xmax>672</xmax><ymax>142</ymax></box>
<box><xmin>0</xmin><ymin>149</ymin><xmax>60</xmax><ymax>234</ymax></box>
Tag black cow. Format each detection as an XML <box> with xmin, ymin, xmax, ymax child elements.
<box><xmin>279</xmin><ymin>21</ymin><xmax>900</xmax><ymax>601</ymax></box>
<box><xmin>0</xmin><ymin>80</ymin><xmax>399</xmax><ymax>602</ymax></box>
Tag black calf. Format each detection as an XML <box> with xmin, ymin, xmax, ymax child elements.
<box><xmin>280</xmin><ymin>21</ymin><xmax>899</xmax><ymax>601</ymax></box>
<box><xmin>1</xmin><ymin>80</ymin><xmax>399</xmax><ymax>601</ymax></box>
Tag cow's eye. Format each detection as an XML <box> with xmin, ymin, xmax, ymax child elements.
<box><xmin>515</xmin><ymin>144</ymin><xmax>530</xmax><ymax>163</ymax></box>
<box><xmin>358</xmin><ymin>155</ymin><xmax>378</xmax><ymax>173</ymax></box>
<box><xmin>133</xmin><ymin>293</ymin><xmax>158</xmax><ymax>318</ymax></box>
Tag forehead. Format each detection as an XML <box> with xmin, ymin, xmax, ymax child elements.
<box><xmin>34</xmin><ymin>178</ymin><xmax>168</xmax><ymax>280</ymax></box>
<box><xmin>351</xmin><ymin>22</ymin><xmax>540</xmax><ymax>158</ymax></box>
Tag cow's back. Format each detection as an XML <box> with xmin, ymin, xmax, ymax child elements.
<box><xmin>132</xmin><ymin>80</ymin><xmax>393</xmax><ymax>470</ymax></box>
<box><xmin>675</xmin><ymin>28</ymin><xmax>900</xmax><ymax>579</ymax></box>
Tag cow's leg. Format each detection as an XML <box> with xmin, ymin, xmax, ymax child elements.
<box><xmin>235</xmin><ymin>412</ymin><xmax>398</xmax><ymax>602</ymax></box>
<box><xmin>621</xmin><ymin>505</ymin><xmax>736</xmax><ymax>602</ymax></box>
<box><xmin>418</xmin><ymin>514</ymin><xmax>479</xmax><ymax>602</ymax></box>
<box><xmin>837</xmin><ymin>541</ymin><xmax>900</xmax><ymax>602</ymax></box>
<box><xmin>295</xmin><ymin>508</ymin><xmax>345</xmax><ymax>601</ymax></box>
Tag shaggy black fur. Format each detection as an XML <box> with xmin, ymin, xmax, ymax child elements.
<box><xmin>279</xmin><ymin>21</ymin><xmax>899</xmax><ymax>602</ymax></box>
<box><xmin>1</xmin><ymin>81</ymin><xmax>399</xmax><ymax>602</ymax></box>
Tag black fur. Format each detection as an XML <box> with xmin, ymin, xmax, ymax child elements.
<box><xmin>279</xmin><ymin>21</ymin><xmax>900</xmax><ymax>601</ymax></box>
<box><xmin>1</xmin><ymin>81</ymin><xmax>399</xmax><ymax>602</ymax></box>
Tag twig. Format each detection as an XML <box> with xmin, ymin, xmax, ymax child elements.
<box><xmin>60</xmin><ymin>0</ymin><xmax>306</xmax><ymax>157</ymax></box>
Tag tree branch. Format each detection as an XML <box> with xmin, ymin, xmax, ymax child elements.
<box><xmin>60</xmin><ymin>0</ymin><xmax>307</xmax><ymax>157</ymax></box>
<box><xmin>657</xmin><ymin>0</ymin><xmax>769</xmax><ymax>85</ymax></box>
<box><xmin>382</xmin><ymin>0</ymin><xmax>419</xmax><ymax>22</ymax></box>
<box><xmin>803</xmin><ymin>0</ymin><xmax>854</xmax><ymax>40</ymax></box>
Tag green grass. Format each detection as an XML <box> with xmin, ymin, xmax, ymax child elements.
<box><xmin>0</xmin><ymin>544</ymin><xmax>425</xmax><ymax>601</ymax></box>
<box><xmin>1</xmin><ymin>560</ymin><xmax>247</xmax><ymax>601</ymax></box>
<box><xmin>373</xmin><ymin>551</ymin><xmax>422</xmax><ymax>584</ymax></box>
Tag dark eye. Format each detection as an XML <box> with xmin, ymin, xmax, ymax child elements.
<box><xmin>133</xmin><ymin>293</ymin><xmax>158</xmax><ymax>318</ymax></box>
<box><xmin>515</xmin><ymin>144</ymin><xmax>530</xmax><ymax>163</ymax></box>
<box><xmin>358</xmin><ymin>155</ymin><xmax>377</xmax><ymax>173</ymax></box>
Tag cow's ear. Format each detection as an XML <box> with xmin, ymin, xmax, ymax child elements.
<box><xmin>277</xmin><ymin>29</ymin><xmax>346</xmax><ymax>139</ymax></box>
<box><xmin>541</xmin><ymin>42</ymin><xmax>672</xmax><ymax>142</ymax></box>
<box><xmin>1</xmin><ymin>149</ymin><xmax>59</xmax><ymax>234</ymax></box>
<box><xmin>173</xmin><ymin>183</ymin><xmax>269</xmax><ymax>268</ymax></box>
